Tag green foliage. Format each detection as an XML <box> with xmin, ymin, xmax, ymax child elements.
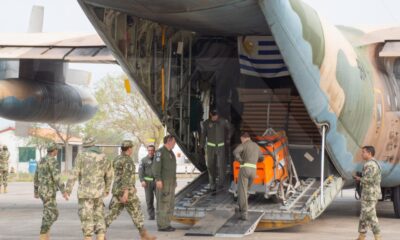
<box><xmin>83</xmin><ymin>73</ymin><xmax>164</xmax><ymax>148</ymax></box>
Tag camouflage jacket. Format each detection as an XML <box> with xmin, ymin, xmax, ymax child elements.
<box><xmin>361</xmin><ymin>158</ymin><xmax>382</xmax><ymax>201</ymax></box>
<box><xmin>0</xmin><ymin>150</ymin><xmax>10</xmax><ymax>170</ymax></box>
<box><xmin>112</xmin><ymin>153</ymin><xmax>136</xmax><ymax>196</ymax></box>
<box><xmin>65</xmin><ymin>147</ymin><xmax>113</xmax><ymax>199</ymax></box>
<box><xmin>34</xmin><ymin>155</ymin><xmax>65</xmax><ymax>199</ymax></box>
<box><xmin>138</xmin><ymin>155</ymin><xmax>154</xmax><ymax>182</ymax></box>
<box><xmin>152</xmin><ymin>146</ymin><xmax>176</xmax><ymax>183</ymax></box>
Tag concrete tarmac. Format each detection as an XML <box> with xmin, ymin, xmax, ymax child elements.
<box><xmin>0</xmin><ymin>180</ymin><xmax>398</xmax><ymax>240</ymax></box>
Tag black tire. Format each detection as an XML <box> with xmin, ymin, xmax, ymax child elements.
<box><xmin>393</xmin><ymin>186</ymin><xmax>400</xmax><ymax>218</ymax></box>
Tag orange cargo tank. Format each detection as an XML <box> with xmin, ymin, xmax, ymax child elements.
<box><xmin>233</xmin><ymin>130</ymin><xmax>290</xmax><ymax>188</ymax></box>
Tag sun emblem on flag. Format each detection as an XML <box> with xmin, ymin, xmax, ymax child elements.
<box><xmin>242</xmin><ymin>37</ymin><xmax>254</xmax><ymax>55</ymax></box>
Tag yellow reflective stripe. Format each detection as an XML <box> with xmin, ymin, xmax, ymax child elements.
<box><xmin>144</xmin><ymin>177</ymin><xmax>154</xmax><ymax>181</ymax></box>
<box><xmin>207</xmin><ymin>142</ymin><xmax>225</xmax><ymax>147</ymax></box>
<box><xmin>240</xmin><ymin>163</ymin><xmax>257</xmax><ymax>169</ymax></box>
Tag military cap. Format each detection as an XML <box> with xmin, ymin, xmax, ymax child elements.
<box><xmin>121</xmin><ymin>140</ymin><xmax>133</xmax><ymax>148</ymax></box>
<box><xmin>47</xmin><ymin>142</ymin><xmax>60</xmax><ymax>152</ymax></box>
<box><xmin>210</xmin><ymin>108</ymin><xmax>218</xmax><ymax>115</ymax></box>
<box><xmin>2</xmin><ymin>145</ymin><xmax>7</xmax><ymax>150</ymax></box>
<box><xmin>82</xmin><ymin>137</ymin><xmax>96</xmax><ymax>147</ymax></box>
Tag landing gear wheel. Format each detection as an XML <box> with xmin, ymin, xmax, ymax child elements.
<box><xmin>393</xmin><ymin>186</ymin><xmax>400</xmax><ymax>218</ymax></box>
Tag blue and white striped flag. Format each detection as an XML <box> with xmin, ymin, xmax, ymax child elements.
<box><xmin>238</xmin><ymin>36</ymin><xmax>289</xmax><ymax>78</ymax></box>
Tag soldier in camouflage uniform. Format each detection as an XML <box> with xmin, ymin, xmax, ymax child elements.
<box><xmin>105</xmin><ymin>140</ymin><xmax>156</xmax><ymax>240</ymax></box>
<box><xmin>152</xmin><ymin>135</ymin><xmax>177</xmax><ymax>232</ymax></box>
<box><xmin>0</xmin><ymin>145</ymin><xmax>10</xmax><ymax>193</ymax></box>
<box><xmin>64</xmin><ymin>137</ymin><xmax>113</xmax><ymax>240</ymax></box>
<box><xmin>354</xmin><ymin>146</ymin><xmax>382</xmax><ymax>240</ymax></box>
<box><xmin>139</xmin><ymin>145</ymin><xmax>156</xmax><ymax>220</ymax></box>
<box><xmin>34</xmin><ymin>142</ymin><xmax>65</xmax><ymax>240</ymax></box>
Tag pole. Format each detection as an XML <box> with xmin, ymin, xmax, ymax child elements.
<box><xmin>320</xmin><ymin>125</ymin><xmax>326</xmax><ymax>206</ymax></box>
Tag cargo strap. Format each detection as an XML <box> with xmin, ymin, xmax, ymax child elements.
<box><xmin>207</xmin><ymin>142</ymin><xmax>225</xmax><ymax>147</ymax></box>
<box><xmin>240</xmin><ymin>163</ymin><xmax>257</xmax><ymax>169</ymax></box>
<box><xmin>144</xmin><ymin>177</ymin><xmax>154</xmax><ymax>181</ymax></box>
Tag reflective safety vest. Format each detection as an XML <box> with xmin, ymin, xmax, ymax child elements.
<box><xmin>240</xmin><ymin>163</ymin><xmax>257</xmax><ymax>169</ymax></box>
<box><xmin>207</xmin><ymin>142</ymin><xmax>225</xmax><ymax>147</ymax></box>
<box><xmin>144</xmin><ymin>177</ymin><xmax>154</xmax><ymax>181</ymax></box>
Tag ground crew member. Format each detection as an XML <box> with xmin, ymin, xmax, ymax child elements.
<box><xmin>200</xmin><ymin>109</ymin><xmax>231</xmax><ymax>192</ymax></box>
<box><xmin>105</xmin><ymin>140</ymin><xmax>156</xmax><ymax>240</ymax></box>
<box><xmin>64</xmin><ymin>137</ymin><xmax>113</xmax><ymax>240</ymax></box>
<box><xmin>139</xmin><ymin>145</ymin><xmax>156</xmax><ymax>220</ymax></box>
<box><xmin>34</xmin><ymin>142</ymin><xmax>66</xmax><ymax>240</ymax></box>
<box><xmin>0</xmin><ymin>145</ymin><xmax>10</xmax><ymax>193</ymax></box>
<box><xmin>353</xmin><ymin>146</ymin><xmax>382</xmax><ymax>240</ymax></box>
<box><xmin>233</xmin><ymin>132</ymin><xmax>263</xmax><ymax>220</ymax></box>
<box><xmin>152</xmin><ymin>135</ymin><xmax>177</xmax><ymax>232</ymax></box>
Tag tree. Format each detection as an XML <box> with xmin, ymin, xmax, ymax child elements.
<box><xmin>28</xmin><ymin>125</ymin><xmax>53</xmax><ymax>159</ymax></box>
<box><xmin>47</xmin><ymin>124</ymin><xmax>75</xmax><ymax>172</ymax></box>
<box><xmin>86</xmin><ymin>73</ymin><xmax>164</xmax><ymax>160</ymax></box>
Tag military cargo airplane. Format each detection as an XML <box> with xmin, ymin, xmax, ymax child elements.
<box><xmin>75</xmin><ymin>0</ymin><xmax>400</xmax><ymax>233</ymax></box>
<box><xmin>2</xmin><ymin>0</ymin><xmax>400</xmax><ymax>235</ymax></box>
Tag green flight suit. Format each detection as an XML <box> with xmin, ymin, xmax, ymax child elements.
<box><xmin>233</xmin><ymin>139</ymin><xmax>263</xmax><ymax>219</ymax></box>
<box><xmin>201</xmin><ymin>117</ymin><xmax>231</xmax><ymax>190</ymax></box>
<box><xmin>139</xmin><ymin>155</ymin><xmax>156</xmax><ymax>219</ymax></box>
<box><xmin>152</xmin><ymin>146</ymin><xmax>177</xmax><ymax>229</ymax></box>
<box><xmin>34</xmin><ymin>155</ymin><xmax>65</xmax><ymax>234</ymax></box>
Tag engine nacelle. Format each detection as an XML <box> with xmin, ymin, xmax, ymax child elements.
<box><xmin>0</xmin><ymin>79</ymin><xmax>97</xmax><ymax>124</ymax></box>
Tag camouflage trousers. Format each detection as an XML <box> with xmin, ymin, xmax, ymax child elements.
<box><xmin>78</xmin><ymin>198</ymin><xmax>106</xmax><ymax>237</ymax></box>
<box><xmin>358</xmin><ymin>200</ymin><xmax>380</xmax><ymax>234</ymax></box>
<box><xmin>105</xmin><ymin>190</ymin><xmax>144</xmax><ymax>231</ymax></box>
<box><xmin>40</xmin><ymin>197</ymin><xmax>59</xmax><ymax>234</ymax></box>
<box><xmin>0</xmin><ymin>169</ymin><xmax>8</xmax><ymax>187</ymax></box>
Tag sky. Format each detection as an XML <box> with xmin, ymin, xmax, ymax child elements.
<box><xmin>0</xmin><ymin>0</ymin><xmax>400</xmax><ymax>128</ymax></box>
<box><xmin>0</xmin><ymin>0</ymin><xmax>399</xmax><ymax>33</ymax></box>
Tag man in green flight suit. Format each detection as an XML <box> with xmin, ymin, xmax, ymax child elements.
<box><xmin>200</xmin><ymin>109</ymin><xmax>232</xmax><ymax>192</ymax></box>
<box><xmin>233</xmin><ymin>132</ymin><xmax>263</xmax><ymax>220</ymax></box>
<box><xmin>152</xmin><ymin>135</ymin><xmax>177</xmax><ymax>232</ymax></box>
<box><xmin>353</xmin><ymin>146</ymin><xmax>382</xmax><ymax>240</ymax></box>
<box><xmin>139</xmin><ymin>145</ymin><xmax>157</xmax><ymax>220</ymax></box>
<box><xmin>34</xmin><ymin>142</ymin><xmax>66</xmax><ymax>240</ymax></box>
<box><xmin>105</xmin><ymin>140</ymin><xmax>156</xmax><ymax>240</ymax></box>
<box><xmin>64</xmin><ymin>137</ymin><xmax>113</xmax><ymax>240</ymax></box>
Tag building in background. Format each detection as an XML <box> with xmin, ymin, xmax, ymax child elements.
<box><xmin>0</xmin><ymin>124</ymin><xmax>82</xmax><ymax>173</ymax></box>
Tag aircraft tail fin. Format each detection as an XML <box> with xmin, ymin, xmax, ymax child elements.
<box><xmin>27</xmin><ymin>5</ymin><xmax>44</xmax><ymax>33</ymax></box>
